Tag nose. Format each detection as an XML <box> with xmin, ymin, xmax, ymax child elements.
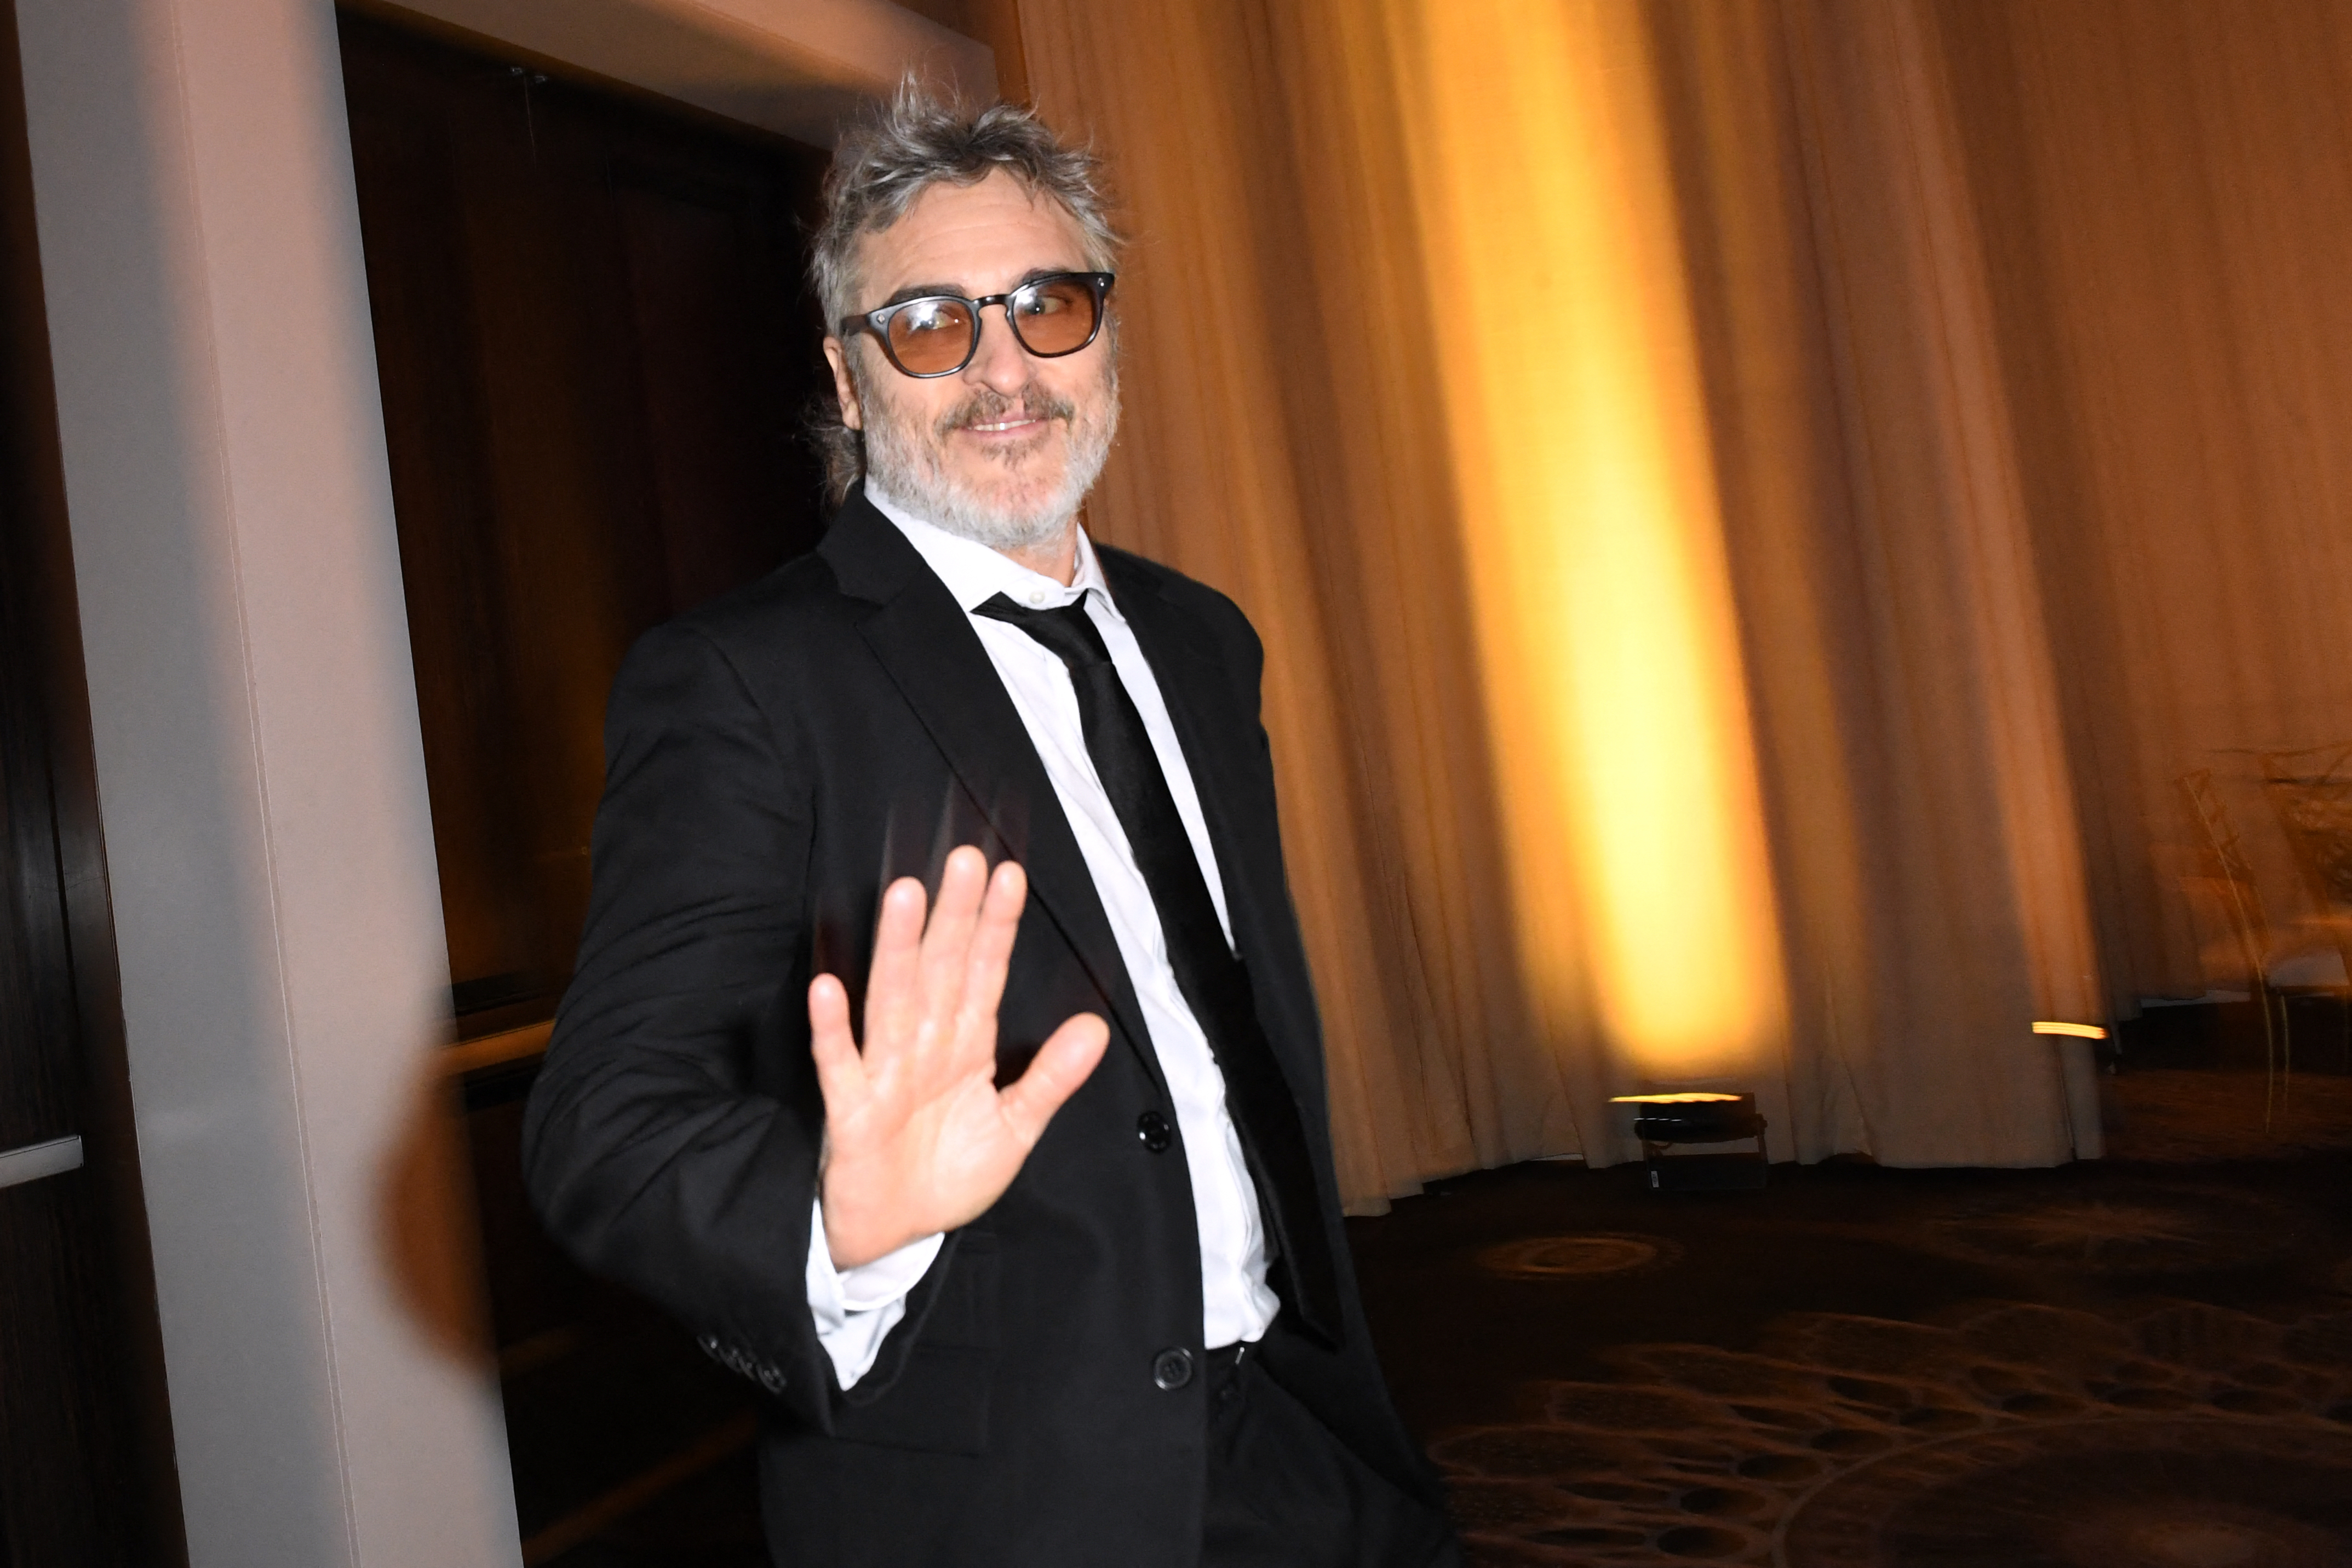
<box><xmin>962</xmin><ymin>303</ymin><xmax>1033</xmax><ymax>397</ymax></box>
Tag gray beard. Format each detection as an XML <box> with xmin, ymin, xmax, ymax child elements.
<box><xmin>857</xmin><ymin>362</ymin><xmax>1120</xmax><ymax>552</ymax></box>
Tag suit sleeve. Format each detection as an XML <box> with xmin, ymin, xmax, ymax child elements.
<box><xmin>520</xmin><ymin>619</ymin><xmax>846</xmax><ymax>1427</ymax></box>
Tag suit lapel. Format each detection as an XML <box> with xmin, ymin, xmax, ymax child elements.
<box><xmin>822</xmin><ymin>496</ymin><xmax>1163</xmax><ymax>1093</ymax></box>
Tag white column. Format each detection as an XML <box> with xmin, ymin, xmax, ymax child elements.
<box><xmin>10</xmin><ymin>1</ymin><xmax>522</xmax><ymax>1563</ymax></box>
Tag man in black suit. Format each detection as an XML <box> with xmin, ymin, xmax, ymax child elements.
<box><xmin>523</xmin><ymin>87</ymin><xmax>1458</xmax><ymax>1567</ymax></box>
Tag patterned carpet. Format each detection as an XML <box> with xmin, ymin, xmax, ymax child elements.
<box><xmin>524</xmin><ymin>1065</ymin><xmax>2352</xmax><ymax>1564</ymax></box>
<box><xmin>2103</xmin><ymin>1069</ymin><xmax>2352</xmax><ymax>1163</ymax></box>
<box><xmin>1431</xmin><ymin>1295</ymin><xmax>2352</xmax><ymax>1565</ymax></box>
<box><xmin>1347</xmin><ymin>1070</ymin><xmax>2352</xmax><ymax>1568</ymax></box>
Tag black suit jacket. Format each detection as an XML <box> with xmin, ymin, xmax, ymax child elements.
<box><xmin>522</xmin><ymin>490</ymin><xmax>1438</xmax><ymax>1566</ymax></box>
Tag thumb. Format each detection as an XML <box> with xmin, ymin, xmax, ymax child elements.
<box><xmin>996</xmin><ymin>1012</ymin><xmax>1111</xmax><ymax>1147</ymax></box>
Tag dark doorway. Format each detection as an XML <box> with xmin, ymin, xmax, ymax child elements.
<box><xmin>343</xmin><ymin>10</ymin><xmax>834</xmax><ymax>1047</ymax></box>
<box><xmin>339</xmin><ymin>10</ymin><xmax>836</xmax><ymax>1560</ymax></box>
<box><xmin>0</xmin><ymin>0</ymin><xmax>186</xmax><ymax>1563</ymax></box>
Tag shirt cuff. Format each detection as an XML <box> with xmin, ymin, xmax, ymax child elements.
<box><xmin>804</xmin><ymin>1199</ymin><xmax>944</xmax><ymax>1389</ymax></box>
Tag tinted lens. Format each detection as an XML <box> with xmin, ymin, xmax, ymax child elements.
<box><xmin>885</xmin><ymin>297</ymin><xmax>977</xmax><ymax>375</ymax></box>
<box><xmin>1009</xmin><ymin>278</ymin><xmax>1101</xmax><ymax>357</ymax></box>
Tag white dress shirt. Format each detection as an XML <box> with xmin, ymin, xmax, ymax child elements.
<box><xmin>805</xmin><ymin>486</ymin><xmax>1278</xmax><ymax>1390</ymax></box>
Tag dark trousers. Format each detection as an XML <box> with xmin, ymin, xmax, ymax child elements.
<box><xmin>1200</xmin><ymin>1345</ymin><xmax>1461</xmax><ymax>1568</ymax></box>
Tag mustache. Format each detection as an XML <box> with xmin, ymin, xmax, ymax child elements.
<box><xmin>936</xmin><ymin>384</ymin><xmax>1078</xmax><ymax>438</ymax></box>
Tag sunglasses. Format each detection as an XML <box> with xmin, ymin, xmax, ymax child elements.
<box><xmin>841</xmin><ymin>271</ymin><xmax>1116</xmax><ymax>378</ymax></box>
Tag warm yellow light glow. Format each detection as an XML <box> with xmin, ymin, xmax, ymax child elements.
<box><xmin>1608</xmin><ymin>1093</ymin><xmax>1747</xmax><ymax>1105</ymax></box>
<box><xmin>2031</xmin><ymin>1021</ymin><xmax>2109</xmax><ymax>1041</ymax></box>
<box><xmin>1384</xmin><ymin>1</ymin><xmax>1786</xmax><ymax>1073</ymax></box>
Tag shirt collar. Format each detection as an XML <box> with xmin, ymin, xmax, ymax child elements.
<box><xmin>865</xmin><ymin>481</ymin><xmax>1116</xmax><ymax>619</ymax></box>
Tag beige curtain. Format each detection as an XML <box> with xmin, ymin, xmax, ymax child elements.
<box><xmin>1010</xmin><ymin>0</ymin><xmax>2339</xmax><ymax>1202</ymax></box>
<box><xmin>1021</xmin><ymin>1</ymin><xmax>1604</xmax><ymax>1211</ymax></box>
<box><xmin>1018</xmin><ymin>3</ymin><xmax>1565</xmax><ymax>1211</ymax></box>
<box><xmin>1934</xmin><ymin>0</ymin><xmax>2352</xmax><ymax>1009</ymax></box>
<box><xmin>1645</xmin><ymin>0</ymin><xmax>2102</xmax><ymax>1164</ymax></box>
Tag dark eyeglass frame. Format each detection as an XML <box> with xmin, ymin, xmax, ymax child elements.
<box><xmin>840</xmin><ymin>271</ymin><xmax>1117</xmax><ymax>379</ymax></box>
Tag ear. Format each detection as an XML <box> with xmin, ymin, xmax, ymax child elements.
<box><xmin>823</xmin><ymin>337</ymin><xmax>863</xmax><ymax>432</ymax></box>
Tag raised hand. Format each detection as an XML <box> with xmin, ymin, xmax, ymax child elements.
<box><xmin>809</xmin><ymin>845</ymin><xmax>1110</xmax><ymax>1269</ymax></box>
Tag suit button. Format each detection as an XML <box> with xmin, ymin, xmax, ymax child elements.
<box><xmin>1152</xmin><ymin>1347</ymin><xmax>1195</xmax><ymax>1391</ymax></box>
<box><xmin>1136</xmin><ymin>1111</ymin><xmax>1173</xmax><ymax>1152</ymax></box>
<box><xmin>756</xmin><ymin>1365</ymin><xmax>788</xmax><ymax>1394</ymax></box>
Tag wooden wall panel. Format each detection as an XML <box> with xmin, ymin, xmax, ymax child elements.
<box><xmin>342</xmin><ymin>13</ymin><xmax>834</xmax><ymax>1037</ymax></box>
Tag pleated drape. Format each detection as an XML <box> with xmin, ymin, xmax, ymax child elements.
<box><xmin>1649</xmin><ymin>0</ymin><xmax>2102</xmax><ymax>1164</ymax></box>
<box><xmin>1020</xmin><ymin>0</ymin><xmax>1576</xmax><ymax>1211</ymax></box>
<box><xmin>1005</xmin><ymin>0</ymin><xmax>2339</xmax><ymax>1203</ymax></box>
<box><xmin>1935</xmin><ymin>0</ymin><xmax>2352</xmax><ymax>1009</ymax></box>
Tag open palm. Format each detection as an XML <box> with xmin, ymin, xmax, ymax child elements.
<box><xmin>810</xmin><ymin>845</ymin><xmax>1109</xmax><ymax>1270</ymax></box>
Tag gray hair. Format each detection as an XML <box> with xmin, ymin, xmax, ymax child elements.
<box><xmin>807</xmin><ymin>83</ymin><xmax>1122</xmax><ymax>505</ymax></box>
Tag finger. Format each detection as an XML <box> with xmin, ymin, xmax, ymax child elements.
<box><xmin>911</xmin><ymin>847</ymin><xmax>990</xmax><ymax>1060</ymax></box>
<box><xmin>995</xmin><ymin>1011</ymin><xmax>1111</xmax><ymax>1148</ymax></box>
<box><xmin>862</xmin><ymin>876</ymin><xmax>931</xmax><ymax>1067</ymax></box>
<box><xmin>807</xmin><ymin>973</ymin><xmax>868</xmax><ymax>1112</ymax></box>
<box><xmin>952</xmin><ymin>860</ymin><xmax>1029</xmax><ymax>1065</ymax></box>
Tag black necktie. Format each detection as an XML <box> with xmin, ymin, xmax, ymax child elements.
<box><xmin>976</xmin><ymin>591</ymin><xmax>1341</xmax><ymax>1345</ymax></box>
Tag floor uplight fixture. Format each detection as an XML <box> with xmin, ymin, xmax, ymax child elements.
<box><xmin>1611</xmin><ymin>1092</ymin><xmax>1768</xmax><ymax>1191</ymax></box>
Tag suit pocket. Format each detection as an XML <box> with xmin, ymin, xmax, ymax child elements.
<box><xmin>831</xmin><ymin>1342</ymin><xmax>993</xmax><ymax>1456</ymax></box>
<box><xmin>919</xmin><ymin>1225</ymin><xmax>1000</xmax><ymax>1348</ymax></box>
<box><xmin>830</xmin><ymin>1233</ymin><xmax>998</xmax><ymax>1456</ymax></box>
